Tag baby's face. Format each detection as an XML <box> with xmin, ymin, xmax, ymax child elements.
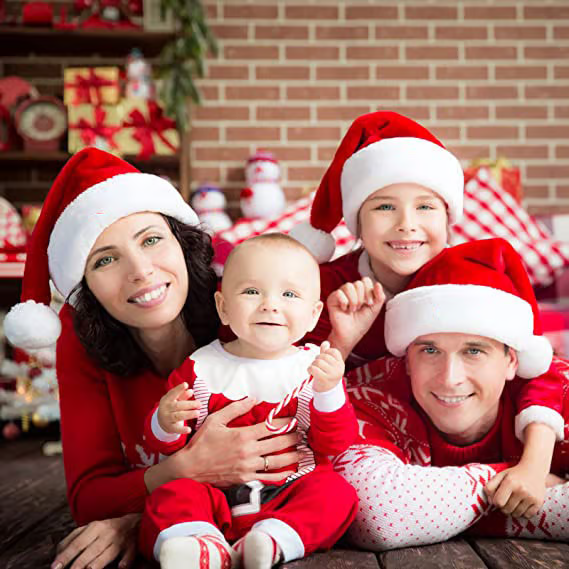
<box><xmin>216</xmin><ymin>242</ymin><xmax>323</xmax><ymax>359</ymax></box>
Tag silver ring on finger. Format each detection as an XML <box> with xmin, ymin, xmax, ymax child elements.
<box><xmin>263</xmin><ymin>456</ymin><xmax>269</xmax><ymax>472</ymax></box>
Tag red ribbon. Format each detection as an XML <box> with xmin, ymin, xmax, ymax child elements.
<box><xmin>70</xmin><ymin>106</ymin><xmax>121</xmax><ymax>150</ymax></box>
<box><xmin>64</xmin><ymin>69</ymin><xmax>117</xmax><ymax>105</ymax></box>
<box><xmin>122</xmin><ymin>100</ymin><xmax>178</xmax><ymax>160</ymax></box>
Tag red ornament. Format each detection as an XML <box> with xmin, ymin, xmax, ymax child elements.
<box><xmin>3</xmin><ymin>422</ymin><xmax>21</xmax><ymax>440</ymax></box>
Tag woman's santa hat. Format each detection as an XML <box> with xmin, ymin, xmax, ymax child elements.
<box><xmin>385</xmin><ymin>238</ymin><xmax>553</xmax><ymax>380</ymax></box>
<box><xmin>290</xmin><ymin>110</ymin><xmax>464</xmax><ymax>263</ymax></box>
<box><xmin>4</xmin><ymin>147</ymin><xmax>199</xmax><ymax>351</ymax></box>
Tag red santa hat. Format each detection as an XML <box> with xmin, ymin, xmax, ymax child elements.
<box><xmin>290</xmin><ymin>111</ymin><xmax>464</xmax><ymax>263</ymax></box>
<box><xmin>4</xmin><ymin>147</ymin><xmax>199</xmax><ymax>351</ymax></box>
<box><xmin>385</xmin><ymin>238</ymin><xmax>553</xmax><ymax>380</ymax></box>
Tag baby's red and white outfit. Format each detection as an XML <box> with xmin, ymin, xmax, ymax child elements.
<box><xmin>140</xmin><ymin>341</ymin><xmax>358</xmax><ymax>562</ymax></box>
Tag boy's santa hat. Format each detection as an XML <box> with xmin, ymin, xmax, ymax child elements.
<box><xmin>4</xmin><ymin>147</ymin><xmax>199</xmax><ymax>351</ymax></box>
<box><xmin>385</xmin><ymin>238</ymin><xmax>553</xmax><ymax>380</ymax></box>
<box><xmin>290</xmin><ymin>111</ymin><xmax>464</xmax><ymax>263</ymax></box>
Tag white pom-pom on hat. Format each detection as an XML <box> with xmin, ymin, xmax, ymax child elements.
<box><xmin>517</xmin><ymin>335</ymin><xmax>554</xmax><ymax>379</ymax></box>
<box><xmin>289</xmin><ymin>222</ymin><xmax>336</xmax><ymax>264</ymax></box>
<box><xmin>4</xmin><ymin>300</ymin><xmax>61</xmax><ymax>350</ymax></box>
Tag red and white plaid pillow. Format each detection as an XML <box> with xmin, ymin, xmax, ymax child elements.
<box><xmin>450</xmin><ymin>167</ymin><xmax>569</xmax><ymax>287</ymax></box>
<box><xmin>0</xmin><ymin>197</ymin><xmax>26</xmax><ymax>252</ymax></box>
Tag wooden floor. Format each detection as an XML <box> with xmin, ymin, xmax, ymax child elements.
<box><xmin>2</xmin><ymin>436</ymin><xmax>569</xmax><ymax>569</ymax></box>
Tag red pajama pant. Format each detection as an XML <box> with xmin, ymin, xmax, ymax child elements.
<box><xmin>139</xmin><ymin>468</ymin><xmax>358</xmax><ymax>561</ymax></box>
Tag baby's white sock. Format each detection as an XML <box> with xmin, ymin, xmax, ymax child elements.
<box><xmin>235</xmin><ymin>530</ymin><xmax>282</xmax><ymax>569</ymax></box>
<box><xmin>160</xmin><ymin>534</ymin><xmax>239</xmax><ymax>569</ymax></box>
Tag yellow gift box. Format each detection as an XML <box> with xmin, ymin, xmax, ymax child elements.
<box><xmin>64</xmin><ymin>67</ymin><xmax>120</xmax><ymax>106</ymax></box>
<box><xmin>67</xmin><ymin>104</ymin><xmax>122</xmax><ymax>155</ymax></box>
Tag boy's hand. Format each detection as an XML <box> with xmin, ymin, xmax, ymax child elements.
<box><xmin>485</xmin><ymin>463</ymin><xmax>547</xmax><ymax>519</ymax></box>
<box><xmin>309</xmin><ymin>341</ymin><xmax>345</xmax><ymax>393</ymax></box>
<box><xmin>157</xmin><ymin>382</ymin><xmax>200</xmax><ymax>435</ymax></box>
<box><xmin>327</xmin><ymin>277</ymin><xmax>385</xmax><ymax>359</ymax></box>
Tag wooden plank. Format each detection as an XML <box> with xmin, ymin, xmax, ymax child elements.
<box><xmin>0</xmin><ymin>437</ymin><xmax>45</xmax><ymax>460</ymax></box>
<box><xmin>469</xmin><ymin>537</ymin><xmax>569</xmax><ymax>569</ymax></box>
<box><xmin>286</xmin><ymin>549</ymin><xmax>380</xmax><ymax>569</ymax></box>
<box><xmin>378</xmin><ymin>539</ymin><xmax>488</xmax><ymax>569</ymax></box>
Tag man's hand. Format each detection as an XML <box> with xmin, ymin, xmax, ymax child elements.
<box><xmin>485</xmin><ymin>463</ymin><xmax>547</xmax><ymax>519</ymax></box>
<box><xmin>309</xmin><ymin>341</ymin><xmax>345</xmax><ymax>393</ymax></box>
<box><xmin>157</xmin><ymin>382</ymin><xmax>200</xmax><ymax>435</ymax></box>
<box><xmin>327</xmin><ymin>277</ymin><xmax>385</xmax><ymax>359</ymax></box>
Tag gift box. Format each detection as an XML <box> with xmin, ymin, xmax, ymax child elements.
<box><xmin>464</xmin><ymin>158</ymin><xmax>522</xmax><ymax>203</ymax></box>
<box><xmin>68</xmin><ymin>104</ymin><xmax>122</xmax><ymax>154</ymax></box>
<box><xmin>117</xmin><ymin>99</ymin><xmax>179</xmax><ymax>160</ymax></box>
<box><xmin>64</xmin><ymin>67</ymin><xmax>120</xmax><ymax>106</ymax></box>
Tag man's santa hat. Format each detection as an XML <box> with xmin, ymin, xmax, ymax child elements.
<box><xmin>290</xmin><ymin>110</ymin><xmax>464</xmax><ymax>263</ymax></box>
<box><xmin>4</xmin><ymin>147</ymin><xmax>199</xmax><ymax>351</ymax></box>
<box><xmin>385</xmin><ymin>238</ymin><xmax>553</xmax><ymax>380</ymax></box>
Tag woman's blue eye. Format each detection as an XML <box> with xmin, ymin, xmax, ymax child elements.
<box><xmin>144</xmin><ymin>236</ymin><xmax>162</xmax><ymax>246</ymax></box>
<box><xmin>94</xmin><ymin>256</ymin><xmax>114</xmax><ymax>269</ymax></box>
<box><xmin>376</xmin><ymin>204</ymin><xmax>394</xmax><ymax>211</ymax></box>
<box><xmin>418</xmin><ymin>204</ymin><xmax>434</xmax><ymax>210</ymax></box>
<box><xmin>283</xmin><ymin>291</ymin><xmax>297</xmax><ymax>298</ymax></box>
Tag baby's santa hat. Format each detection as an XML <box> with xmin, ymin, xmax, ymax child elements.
<box><xmin>4</xmin><ymin>147</ymin><xmax>199</xmax><ymax>351</ymax></box>
<box><xmin>290</xmin><ymin>110</ymin><xmax>464</xmax><ymax>263</ymax></box>
<box><xmin>385</xmin><ymin>238</ymin><xmax>553</xmax><ymax>380</ymax></box>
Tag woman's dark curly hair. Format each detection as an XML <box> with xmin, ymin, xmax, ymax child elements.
<box><xmin>71</xmin><ymin>216</ymin><xmax>220</xmax><ymax>377</ymax></box>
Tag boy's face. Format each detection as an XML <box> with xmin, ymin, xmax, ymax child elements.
<box><xmin>406</xmin><ymin>332</ymin><xmax>518</xmax><ymax>445</ymax></box>
<box><xmin>358</xmin><ymin>183</ymin><xmax>448</xmax><ymax>293</ymax></box>
<box><xmin>215</xmin><ymin>242</ymin><xmax>323</xmax><ymax>359</ymax></box>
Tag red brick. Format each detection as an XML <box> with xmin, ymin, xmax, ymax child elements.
<box><xmin>497</xmin><ymin>145</ymin><xmax>549</xmax><ymax>159</ymax></box>
<box><xmin>347</xmin><ymin>46</ymin><xmax>399</xmax><ymax>60</ymax></box>
<box><xmin>224</xmin><ymin>45</ymin><xmax>279</xmax><ymax>60</ymax></box>
<box><xmin>387</xmin><ymin>105</ymin><xmax>431</xmax><ymax>121</ymax></box>
<box><xmin>448</xmin><ymin>144</ymin><xmax>491</xmax><ymax>160</ymax></box>
<box><xmin>464</xmin><ymin>6</ymin><xmax>517</xmax><ymax>19</ymax></box>
<box><xmin>557</xmin><ymin>147</ymin><xmax>569</xmax><ymax>159</ymax></box>
<box><xmin>316</xmin><ymin>26</ymin><xmax>369</xmax><ymax>40</ymax></box>
<box><xmin>226</xmin><ymin>86</ymin><xmax>280</xmax><ymax>100</ymax></box>
<box><xmin>318</xmin><ymin>146</ymin><xmax>337</xmax><ymax>161</ymax></box>
<box><xmin>377</xmin><ymin>65</ymin><xmax>429</xmax><ymax>80</ymax></box>
<box><xmin>429</xmin><ymin>126</ymin><xmax>461</xmax><ymax>141</ymax></box>
<box><xmin>435</xmin><ymin>26</ymin><xmax>487</xmax><ymax>40</ymax></box>
<box><xmin>524</xmin><ymin>187</ymin><xmax>551</xmax><ymax>201</ymax></box>
<box><xmin>195</xmin><ymin>147</ymin><xmax>250</xmax><ymax>162</ymax></box>
<box><xmin>466</xmin><ymin>85</ymin><xmax>518</xmax><ymax>99</ymax></box>
<box><xmin>525</xmin><ymin>46</ymin><xmax>569</xmax><ymax>60</ymax></box>
<box><xmin>191</xmin><ymin>167</ymin><xmax>221</xmax><ymax>181</ymax></box>
<box><xmin>495</xmin><ymin>65</ymin><xmax>547</xmax><ymax>80</ymax></box>
<box><xmin>208</xmin><ymin>65</ymin><xmax>249</xmax><ymax>80</ymax></box>
<box><xmin>524</xmin><ymin>6</ymin><xmax>569</xmax><ymax>19</ymax></box>
<box><xmin>210</xmin><ymin>24</ymin><xmax>249</xmax><ymax>39</ymax></box>
<box><xmin>526</xmin><ymin>86</ymin><xmax>569</xmax><ymax>99</ymax></box>
<box><xmin>375</xmin><ymin>25</ymin><xmax>428</xmax><ymax>39</ymax></box>
<box><xmin>226</xmin><ymin>127</ymin><xmax>280</xmax><ymax>142</ymax></box>
<box><xmin>287</xmin><ymin>126</ymin><xmax>342</xmax><ymax>141</ymax></box>
<box><xmin>554</xmin><ymin>27</ymin><xmax>569</xmax><ymax>39</ymax></box>
<box><xmin>286</xmin><ymin>5</ymin><xmax>339</xmax><ymax>19</ymax></box>
<box><xmin>256</xmin><ymin>106</ymin><xmax>311</xmax><ymax>121</ymax></box>
<box><xmin>190</xmin><ymin>127</ymin><xmax>220</xmax><ymax>142</ymax></box>
<box><xmin>347</xmin><ymin>5</ymin><xmax>398</xmax><ymax>19</ymax></box>
<box><xmin>286</xmin><ymin>46</ymin><xmax>339</xmax><ymax>60</ymax></box>
<box><xmin>316</xmin><ymin>66</ymin><xmax>369</xmax><ymax>80</ymax></box>
<box><xmin>262</xmin><ymin>146</ymin><xmax>312</xmax><ymax>161</ymax></box>
<box><xmin>347</xmin><ymin>86</ymin><xmax>400</xmax><ymax>100</ymax></box>
<box><xmin>407</xmin><ymin>86</ymin><xmax>459</xmax><ymax>100</ymax></box>
<box><xmin>288</xmin><ymin>166</ymin><xmax>326</xmax><ymax>181</ymax></box>
<box><xmin>405</xmin><ymin>6</ymin><xmax>457</xmax><ymax>19</ymax></box>
<box><xmin>465</xmin><ymin>46</ymin><xmax>517</xmax><ymax>60</ymax></box>
<box><xmin>225</xmin><ymin>169</ymin><xmax>246</xmax><ymax>184</ymax></box>
<box><xmin>317</xmin><ymin>105</ymin><xmax>371</xmax><ymax>121</ymax></box>
<box><xmin>436</xmin><ymin>65</ymin><xmax>488</xmax><ymax>80</ymax></box>
<box><xmin>224</xmin><ymin>5</ymin><xmax>278</xmax><ymax>19</ymax></box>
<box><xmin>287</xmin><ymin>86</ymin><xmax>340</xmax><ymax>100</ymax></box>
<box><xmin>205</xmin><ymin>4</ymin><xmax>217</xmax><ymax>19</ymax></box>
<box><xmin>495</xmin><ymin>105</ymin><xmax>547</xmax><ymax>119</ymax></box>
<box><xmin>495</xmin><ymin>26</ymin><xmax>546</xmax><ymax>40</ymax></box>
<box><xmin>467</xmin><ymin>125</ymin><xmax>519</xmax><ymax>140</ymax></box>
<box><xmin>193</xmin><ymin>106</ymin><xmax>250</xmax><ymax>121</ymax></box>
<box><xmin>556</xmin><ymin>187</ymin><xmax>569</xmax><ymax>200</ymax></box>
<box><xmin>527</xmin><ymin>126</ymin><xmax>569</xmax><ymax>139</ymax></box>
<box><xmin>256</xmin><ymin>66</ymin><xmax>310</xmax><ymax>80</ymax></box>
<box><xmin>437</xmin><ymin>106</ymin><xmax>490</xmax><ymax>120</ymax></box>
<box><xmin>255</xmin><ymin>25</ymin><xmax>309</xmax><ymax>40</ymax></box>
<box><xmin>199</xmin><ymin>86</ymin><xmax>219</xmax><ymax>100</ymax></box>
<box><xmin>406</xmin><ymin>46</ymin><xmax>459</xmax><ymax>60</ymax></box>
<box><xmin>527</xmin><ymin>165</ymin><xmax>569</xmax><ymax>179</ymax></box>
<box><xmin>555</xmin><ymin>66</ymin><xmax>569</xmax><ymax>79</ymax></box>
<box><xmin>555</xmin><ymin>106</ymin><xmax>569</xmax><ymax>119</ymax></box>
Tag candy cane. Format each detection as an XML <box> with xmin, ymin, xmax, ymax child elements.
<box><xmin>265</xmin><ymin>375</ymin><xmax>313</xmax><ymax>435</ymax></box>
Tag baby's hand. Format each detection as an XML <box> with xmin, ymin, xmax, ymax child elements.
<box><xmin>157</xmin><ymin>382</ymin><xmax>200</xmax><ymax>435</ymax></box>
<box><xmin>309</xmin><ymin>341</ymin><xmax>345</xmax><ymax>393</ymax></box>
<box><xmin>485</xmin><ymin>464</ymin><xmax>547</xmax><ymax>519</ymax></box>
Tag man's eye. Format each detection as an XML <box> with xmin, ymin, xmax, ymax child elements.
<box><xmin>283</xmin><ymin>291</ymin><xmax>298</xmax><ymax>298</ymax></box>
<box><xmin>467</xmin><ymin>348</ymin><xmax>482</xmax><ymax>356</ymax></box>
<box><xmin>423</xmin><ymin>347</ymin><xmax>437</xmax><ymax>354</ymax></box>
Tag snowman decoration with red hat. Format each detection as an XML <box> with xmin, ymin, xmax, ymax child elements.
<box><xmin>240</xmin><ymin>150</ymin><xmax>286</xmax><ymax>219</ymax></box>
<box><xmin>190</xmin><ymin>184</ymin><xmax>232</xmax><ymax>234</ymax></box>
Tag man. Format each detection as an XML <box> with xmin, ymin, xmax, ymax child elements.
<box><xmin>332</xmin><ymin>238</ymin><xmax>569</xmax><ymax>550</ymax></box>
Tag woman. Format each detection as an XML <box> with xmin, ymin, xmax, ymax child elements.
<box><xmin>5</xmin><ymin>148</ymin><xmax>299</xmax><ymax>569</ymax></box>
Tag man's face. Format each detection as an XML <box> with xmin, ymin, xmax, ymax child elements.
<box><xmin>406</xmin><ymin>333</ymin><xmax>518</xmax><ymax>445</ymax></box>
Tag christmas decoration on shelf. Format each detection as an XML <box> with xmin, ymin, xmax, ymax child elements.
<box><xmin>68</xmin><ymin>103</ymin><xmax>121</xmax><ymax>154</ymax></box>
<box><xmin>190</xmin><ymin>184</ymin><xmax>232</xmax><ymax>234</ymax></box>
<box><xmin>72</xmin><ymin>0</ymin><xmax>141</xmax><ymax>29</ymax></box>
<box><xmin>126</xmin><ymin>48</ymin><xmax>154</xmax><ymax>100</ymax></box>
<box><xmin>240</xmin><ymin>150</ymin><xmax>286</xmax><ymax>220</ymax></box>
<box><xmin>0</xmin><ymin>77</ymin><xmax>38</xmax><ymax>152</ymax></box>
<box><xmin>14</xmin><ymin>95</ymin><xmax>67</xmax><ymax>151</ymax></box>
<box><xmin>64</xmin><ymin>67</ymin><xmax>120</xmax><ymax>107</ymax></box>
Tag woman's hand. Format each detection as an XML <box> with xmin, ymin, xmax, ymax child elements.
<box><xmin>145</xmin><ymin>397</ymin><xmax>300</xmax><ymax>492</ymax></box>
<box><xmin>51</xmin><ymin>513</ymin><xmax>140</xmax><ymax>569</ymax></box>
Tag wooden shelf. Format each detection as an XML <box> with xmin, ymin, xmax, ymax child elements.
<box><xmin>0</xmin><ymin>25</ymin><xmax>172</xmax><ymax>57</ymax></box>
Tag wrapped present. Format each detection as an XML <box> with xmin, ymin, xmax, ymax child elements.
<box><xmin>117</xmin><ymin>99</ymin><xmax>179</xmax><ymax>159</ymax></box>
<box><xmin>68</xmin><ymin>104</ymin><xmax>122</xmax><ymax>154</ymax></box>
<box><xmin>64</xmin><ymin>67</ymin><xmax>120</xmax><ymax>106</ymax></box>
<box><xmin>465</xmin><ymin>158</ymin><xmax>522</xmax><ymax>203</ymax></box>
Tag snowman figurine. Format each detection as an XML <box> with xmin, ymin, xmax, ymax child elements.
<box><xmin>126</xmin><ymin>48</ymin><xmax>154</xmax><ymax>100</ymax></box>
<box><xmin>240</xmin><ymin>150</ymin><xmax>286</xmax><ymax>219</ymax></box>
<box><xmin>190</xmin><ymin>184</ymin><xmax>232</xmax><ymax>234</ymax></box>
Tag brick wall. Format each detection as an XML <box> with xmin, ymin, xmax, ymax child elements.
<box><xmin>194</xmin><ymin>0</ymin><xmax>569</xmax><ymax>216</ymax></box>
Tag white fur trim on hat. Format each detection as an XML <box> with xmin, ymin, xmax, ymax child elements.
<box><xmin>385</xmin><ymin>284</ymin><xmax>553</xmax><ymax>379</ymax></box>
<box><xmin>4</xmin><ymin>300</ymin><xmax>62</xmax><ymax>350</ymax></box>
<box><xmin>515</xmin><ymin>405</ymin><xmax>565</xmax><ymax>442</ymax></box>
<box><xmin>289</xmin><ymin>222</ymin><xmax>336</xmax><ymax>263</ymax></box>
<box><xmin>341</xmin><ymin>137</ymin><xmax>464</xmax><ymax>234</ymax></box>
<box><xmin>47</xmin><ymin>173</ymin><xmax>199</xmax><ymax>300</ymax></box>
